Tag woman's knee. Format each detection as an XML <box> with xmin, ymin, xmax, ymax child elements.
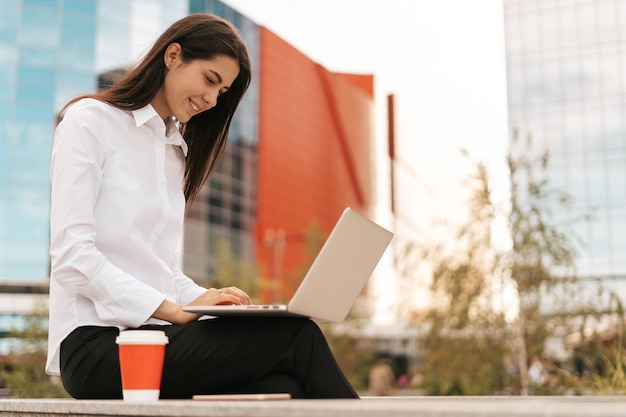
<box><xmin>294</xmin><ymin>318</ymin><xmax>326</xmax><ymax>343</ymax></box>
<box><xmin>60</xmin><ymin>327</ymin><xmax>122</xmax><ymax>399</ymax></box>
<box><xmin>61</xmin><ymin>358</ymin><xmax>122</xmax><ymax>399</ymax></box>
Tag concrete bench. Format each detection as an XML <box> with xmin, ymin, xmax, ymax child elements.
<box><xmin>0</xmin><ymin>396</ymin><xmax>625</xmax><ymax>417</ymax></box>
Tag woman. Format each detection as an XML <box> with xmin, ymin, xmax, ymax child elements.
<box><xmin>47</xmin><ymin>13</ymin><xmax>358</xmax><ymax>400</ymax></box>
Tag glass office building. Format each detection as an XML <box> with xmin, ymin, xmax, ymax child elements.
<box><xmin>0</xmin><ymin>0</ymin><xmax>258</xmax><ymax>284</ymax></box>
<box><xmin>503</xmin><ymin>0</ymin><xmax>626</xmax><ymax>300</ymax></box>
<box><xmin>0</xmin><ymin>0</ymin><xmax>189</xmax><ymax>284</ymax></box>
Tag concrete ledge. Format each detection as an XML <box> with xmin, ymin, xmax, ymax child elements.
<box><xmin>0</xmin><ymin>396</ymin><xmax>625</xmax><ymax>417</ymax></box>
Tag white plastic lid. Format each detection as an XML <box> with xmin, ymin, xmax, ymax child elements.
<box><xmin>115</xmin><ymin>330</ymin><xmax>169</xmax><ymax>345</ymax></box>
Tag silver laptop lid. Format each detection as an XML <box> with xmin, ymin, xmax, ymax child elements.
<box><xmin>287</xmin><ymin>208</ymin><xmax>393</xmax><ymax>322</ymax></box>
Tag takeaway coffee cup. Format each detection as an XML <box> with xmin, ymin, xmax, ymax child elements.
<box><xmin>116</xmin><ymin>330</ymin><xmax>169</xmax><ymax>401</ymax></box>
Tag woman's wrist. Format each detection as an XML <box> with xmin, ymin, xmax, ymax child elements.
<box><xmin>153</xmin><ymin>299</ymin><xmax>200</xmax><ymax>324</ymax></box>
<box><xmin>174</xmin><ymin>307</ymin><xmax>200</xmax><ymax>324</ymax></box>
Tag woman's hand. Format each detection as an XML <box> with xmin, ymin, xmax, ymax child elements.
<box><xmin>187</xmin><ymin>286</ymin><xmax>253</xmax><ymax>307</ymax></box>
<box><xmin>152</xmin><ymin>287</ymin><xmax>253</xmax><ymax>325</ymax></box>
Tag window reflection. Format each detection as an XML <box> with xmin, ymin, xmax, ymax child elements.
<box><xmin>20</xmin><ymin>5</ymin><xmax>59</xmax><ymax>48</ymax></box>
<box><xmin>505</xmin><ymin>0</ymin><xmax>626</xmax><ymax>284</ymax></box>
<box><xmin>0</xmin><ymin>6</ymin><xmax>18</xmax><ymax>42</ymax></box>
<box><xmin>62</xmin><ymin>13</ymin><xmax>95</xmax><ymax>71</ymax></box>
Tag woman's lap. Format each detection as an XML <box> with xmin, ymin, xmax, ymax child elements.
<box><xmin>60</xmin><ymin>317</ymin><xmax>357</xmax><ymax>399</ymax></box>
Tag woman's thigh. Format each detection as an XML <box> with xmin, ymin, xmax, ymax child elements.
<box><xmin>60</xmin><ymin>317</ymin><xmax>355</xmax><ymax>399</ymax></box>
<box><xmin>154</xmin><ymin>317</ymin><xmax>357</xmax><ymax>399</ymax></box>
<box><xmin>153</xmin><ymin>317</ymin><xmax>318</xmax><ymax>398</ymax></box>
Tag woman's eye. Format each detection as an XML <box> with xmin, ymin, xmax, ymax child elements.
<box><xmin>206</xmin><ymin>77</ymin><xmax>215</xmax><ymax>84</ymax></box>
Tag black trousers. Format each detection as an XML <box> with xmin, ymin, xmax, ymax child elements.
<box><xmin>59</xmin><ymin>317</ymin><xmax>359</xmax><ymax>399</ymax></box>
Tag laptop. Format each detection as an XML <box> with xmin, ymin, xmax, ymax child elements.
<box><xmin>183</xmin><ymin>207</ymin><xmax>393</xmax><ymax>322</ymax></box>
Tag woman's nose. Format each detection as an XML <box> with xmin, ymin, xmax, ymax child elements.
<box><xmin>203</xmin><ymin>89</ymin><xmax>218</xmax><ymax>109</ymax></box>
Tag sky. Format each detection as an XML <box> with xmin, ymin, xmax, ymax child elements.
<box><xmin>221</xmin><ymin>0</ymin><xmax>510</xmax><ymax>174</ymax></box>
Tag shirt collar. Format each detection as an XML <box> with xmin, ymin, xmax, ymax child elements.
<box><xmin>132</xmin><ymin>104</ymin><xmax>188</xmax><ymax>157</ymax></box>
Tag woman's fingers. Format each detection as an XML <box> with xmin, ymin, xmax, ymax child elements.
<box><xmin>215</xmin><ymin>286</ymin><xmax>253</xmax><ymax>305</ymax></box>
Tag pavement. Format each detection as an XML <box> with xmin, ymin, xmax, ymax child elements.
<box><xmin>0</xmin><ymin>396</ymin><xmax>625</xmax><ymax>417</ymax></box>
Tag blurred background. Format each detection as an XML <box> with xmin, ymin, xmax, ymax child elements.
<box><xmin>0</xmin><ymin>0</ymin><xmax>625</xmax><ymax>397</ymax></box>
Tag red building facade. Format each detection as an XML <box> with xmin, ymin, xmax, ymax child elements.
<box><xmin>184</xmin><ymin>2</ymin><xmax>376</xmax><ymax>303</ymax></box>
<box><xmin>255</xmin><ymin>29</ymin><xmax>375</xmax><ymax>301</ymax></box>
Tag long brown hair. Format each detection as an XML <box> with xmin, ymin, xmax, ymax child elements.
<box><xmin>57</xmin><ymin>14</ymin><xmax>251</xmax><ymax>209</ymax></box>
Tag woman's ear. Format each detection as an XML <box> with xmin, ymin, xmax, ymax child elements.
<box><xmin>164</xmin><ymin>42</ymin><xmax>182</xmax><ymax>68</ymax></box>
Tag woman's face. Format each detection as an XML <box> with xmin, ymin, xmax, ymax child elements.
<box><xmin>153</xmin><ymin>44</ymin><xmax>240</xmax><ymax>123</ymax></box>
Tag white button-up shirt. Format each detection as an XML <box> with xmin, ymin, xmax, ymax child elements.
<box><xmin>46</xmin><ymin>98</ymin><xmax>207</xmax><ymax>375</ymax></box>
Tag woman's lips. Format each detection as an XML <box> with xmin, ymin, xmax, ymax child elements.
<box><xmin>189</xmin><ymin>99</ymin><xmax>200</xmax><ymax>115</ymax></box>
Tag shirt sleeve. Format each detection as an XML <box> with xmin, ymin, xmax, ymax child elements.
<box><xmin>49</xmin><ymin>103</ymin><xmax>165</xmax><ymax>328</ymax></box>
<box><xmin>173</xmin><ymin>269</ymin><xmax>207</xmax><ymax>305</ymax></box>
<box><xmin>171</xmin><ymin>244</ymin><xmax>207</xmax><ymax>304</ymax></box>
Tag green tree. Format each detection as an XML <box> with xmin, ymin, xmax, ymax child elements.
<box><xmin>403</xmin><ymin>164</ymin><xmax>509</xmax><ymax>395</ymax></box>
<box><xmin>0</xmin><ymin>305</ymin><xmax>69</xmax><ymax>398</ymax></box>
<box><xmin>198</xmin><ymin>238</ymin><xmax>260</xmax><ymax>302</ymax></box>
<box><xmin>401</xmin><ymin>132</ymin><xmax>604</xmax><ymax>395</ymax></box>
<box><xmin>504</xmin><ymin>132</ymin><xmax>600</xmax><ymax>395</ymax></box>
<box><xmin>570</xmin><ymin>292</ymin><xmax>626</xmax><ymax>394</ymax></box>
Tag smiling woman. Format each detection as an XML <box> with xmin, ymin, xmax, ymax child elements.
<box><xmin>153</xmin><ymin>47</ymin><xmax>240</xmax><ymax>123</ymax></box>
<box><xmin>47</xmin><ymin>13</ymin><xmax>359</xmax><ymax>400</ymax></box>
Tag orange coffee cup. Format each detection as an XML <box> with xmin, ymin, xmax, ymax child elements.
<box><xmin>116</xmin><ymin>330</ymin><xmax>169</xmax><ymax>401</ymax></box>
